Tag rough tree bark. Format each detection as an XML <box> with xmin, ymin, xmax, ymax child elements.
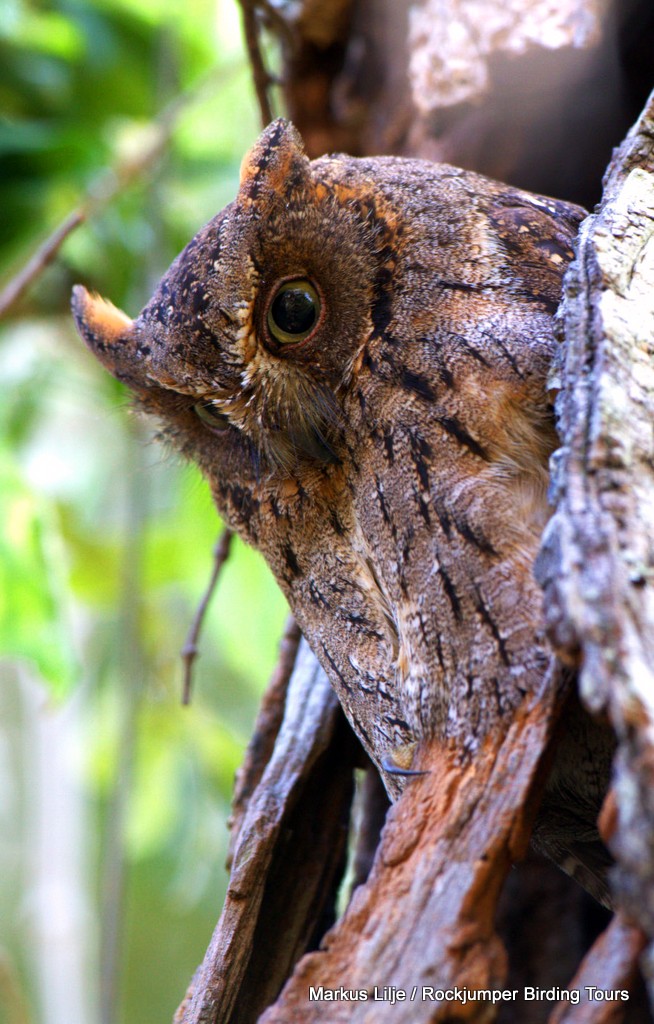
<box><xmin>175</xmin><ymin>3</ymin><xmax>654</xmax><ymax>1022</ymax></box>
<box><xmin>536</xmin><ymin>90</ymin><xmax>654</xmax><ymax>994</ymax></box>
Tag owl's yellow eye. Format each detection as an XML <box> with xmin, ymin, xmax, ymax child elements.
<box><xmin>193</xmin><ymin>402</ymin><xmax>230</xmax><ymax>431</ymax></box>
<box><xmin>267</xmin><ymin>279</ymin><xmax>321</xmax><ymax>345</ymax></box>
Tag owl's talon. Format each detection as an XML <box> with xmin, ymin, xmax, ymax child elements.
<box><xmin>381</xmin><ymin>757</ymin><xmax>430</xmax><ymax>778</ymax></box>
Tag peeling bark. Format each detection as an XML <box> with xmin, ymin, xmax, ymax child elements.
<box><xmin>406</xmin><ymin>0</ymin><xmax>607</xmax><ymax>112</ymax></box>
<box><xmin>547</xmin><ymin>915</ymin><xmax>646</xmax><ymax>1024</ymax></box>
<box><xmin>257</xmin><ymin>669</ymin><xmax>568</xmax><ymax>1024</ymax></box>
<box><xmin>280</xmin><ymin>0</ymin><xmax>653</xmax><ymax>206</ymax></box>
<box><xmin>227</xmin><ymin>615</ymin><xmax>301</xmax><ymax>866</ymax></box>
<box><xmin>536</xmin><ymin>89</ymin><xmax>654</xmax><ymax>979</ymax></box>
<box><xmin>175</xmin><ymin>6</ymin><xmax>654</xmax><ymax>1023</ymax></box>
<box><xmin>175</xmin><ymin>640</ymin><xmax>357</xmax><ymax>1024</ymax></box>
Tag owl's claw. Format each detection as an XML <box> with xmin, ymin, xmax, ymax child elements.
<box><xmin>381</xmin><ymin>756</ymin><xmax>430</xmax><ymax>778</ymax></box>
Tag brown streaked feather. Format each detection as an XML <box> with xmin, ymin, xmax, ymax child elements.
<box><xmin>72</xmin><ymin>118</ymin><xmax>613</xmax><ymax>906</ymax></box>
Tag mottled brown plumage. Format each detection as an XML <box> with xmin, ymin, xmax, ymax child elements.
<box><xmin>72</xmin><ymin>119</ymin><xmax>613</xmax><ymax>902</ymax></box>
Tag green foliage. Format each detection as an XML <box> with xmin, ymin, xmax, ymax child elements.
<box><xmin>0</xmin><ymin>2</ymin><xmax>286</xmax><ymax>1022</ymax></box>
<box><xmin>0</xmin><ymin>452</ymin><xmax>78</xmax><ymax>694</ymax></box>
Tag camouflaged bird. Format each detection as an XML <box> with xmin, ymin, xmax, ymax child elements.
<box><xmin>72</xmin><ymin>119</ymin><xmax>614</xmax><ymax>902</ymax></box>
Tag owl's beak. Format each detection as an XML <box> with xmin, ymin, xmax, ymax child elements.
<box><xmin>71</xmin><ymin>285</ymin><xmax>150</xmax><ymax>389</ymax></box>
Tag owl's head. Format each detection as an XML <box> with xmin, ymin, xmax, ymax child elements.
<box><xmin>73</xmin><ymin>118</ymin><xmax>584</xmax><ymax>759</ymax></box>
<box><xmin>72</xmin><ymin>119</ymin><xmax>396</xmax><ymax>480</ymax></box>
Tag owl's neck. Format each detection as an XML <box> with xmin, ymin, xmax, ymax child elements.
<box><xmin>245</xmin><ymin>447</ymin><xmax>552</xmax><ymax>780</ymax></box>
<box><xmin>350</xmin><ymin>460</ymin><xmax>552</xmax><ymax>747</ymax></box>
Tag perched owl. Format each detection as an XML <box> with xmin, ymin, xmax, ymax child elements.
<box><xmin>72</xmin><ymin>119</ymin><xmax>613</xmax><ymax>902</ymax></box>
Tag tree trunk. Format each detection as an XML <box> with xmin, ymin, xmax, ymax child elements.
<box><xmin>175</xmin><ymin>3</ymin><xmax>654</xmax><ymax>1021</ymax></box>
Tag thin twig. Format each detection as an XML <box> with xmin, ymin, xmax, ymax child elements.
<box><xmin>0</xmin><ymin>209</ymin><xmax>86</xmax><ymax>318</ymax></box>
<box><xmin>181</xmin><ymin>528</ymin><xmax>233</xmax><ymax>705</ymax></box>
<box><xmin>238</xmin><ymin>0</ymin><xmax>275</xmax><ymax>126</ymax></box>
<box><xmin>256</xmin><ymin>0</ymin><xmax>295</xmax><ymax>46</ymax></box>
<box><xmin>0</xmin><ymin>61</ymin><xmax>239</xmax><ymax>322</ymax></box>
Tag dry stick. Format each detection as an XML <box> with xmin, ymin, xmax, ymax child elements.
<box><xmin>238</xmin><ymin>0</ymin><xmax>275</xmax><ymax>126</ymax></box>
<box><xmin>0</xmin><ymin>61</ymin><xmax>239</xmax><ymax>321</ymax></box>
<box><xmin>181</xmin><ymin>528</ymin><xmax>233</xmax><ymax>705</ymax></box>
<box><xmin>256</xmin><ymin>0</ymin><xmax>295</xmax><ymax>46</ymax></box>
<box><xmin>0</xmin><ymin>209</ymin><xmax>86</xmax><ymax>318</ymax></box>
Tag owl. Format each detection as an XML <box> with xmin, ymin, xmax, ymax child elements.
<box><xmin>72</xmin><ymin>119</ymin><xmax>613</xmax><ymax>902</ymax></box>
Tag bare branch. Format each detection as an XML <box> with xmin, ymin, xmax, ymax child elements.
<box><xmin>238</xmin><ymin>0</ymin><xmax>275</xmax><ymax>127</ymax></box>
<box><xmin>0</xmin><ymin>210</ymin><xmax>86</xmax><ymax>319</ymax></box>
<box><xmin>256</xmin><ymin>0</ymin><xmax>295</xmax><ymax>46</ymax></box>
<box><xmin>0</xmin><ymin>62</ymin><xmax>239</xmax><ymax>321</ymax></box>
<box><xmin>181</xmin><ymin>528</ymin><xmax>233</xmax><ymax>705</ymax></box>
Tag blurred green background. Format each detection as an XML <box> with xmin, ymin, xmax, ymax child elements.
<box><xmin>0</xmin><ymin>2</ymin><xmax>288</xmax><ymax>1022</ymax></box>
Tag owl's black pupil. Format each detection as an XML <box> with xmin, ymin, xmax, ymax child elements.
<box><xmin>271</xmin><ymin>288</ymin><xmax>317</xmax><ymax>335</ymax></box>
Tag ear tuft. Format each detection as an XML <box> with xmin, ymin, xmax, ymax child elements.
<box><xmin>71</xmin><ymin>285</ymin><xmax>148</xmax><ymax>387</ymax></box>
<box><xmin>238</xmin><ymin>118</ymin><xmax>310</xmax><ymax>202</ymax></box>
<box><xmin>71</xmin><ymin>286</ymin><xmax>132</xmax><ymax>346</ymax></box>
